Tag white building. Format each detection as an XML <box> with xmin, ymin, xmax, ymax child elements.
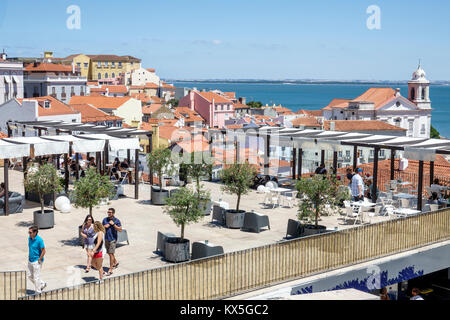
<box><xmin>322</xmin><ymin>65</ymin><xmax>432</xmax><ymax>138</ymax></box>
<box><xmin>0</xmin><ymin>54</ymin><xmax>24</xmax><ymax>105</ymax></box>
<box><xmin>124</xmin><ymin>68</ymin><xmax>160</xmax><ymax>87</ymax></box>
<box><xmin>23</xmin><ymin>62</ymin><xmax>87</xmax><ymax>104</ymax></box>
<box><xmin>0</xmin><ymin>96</ymin><xmax>81</xmax><ymax>136</ymax></box>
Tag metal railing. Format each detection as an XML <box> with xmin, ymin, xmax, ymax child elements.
<box><xmin>0</xmin><ymin>271</ymin><xmax>26</xmax><ymax>300</ymax></box>
<box><xmin>17</xmin><ymin>208</ymin><xmax>450</xmax><ymax>300</ymax></box>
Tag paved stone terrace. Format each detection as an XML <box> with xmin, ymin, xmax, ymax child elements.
<box><xmin>0</xmin><ymin>168</ymin><xmax>390</xmax><ymax>295</ymax></box>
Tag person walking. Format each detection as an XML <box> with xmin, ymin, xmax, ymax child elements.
<box><xmin>27</xmin><ymin>226</ymin><xmax>47</xmax><ymax>294</ymax></box>
<box><xmin>91</xmin><ymin>221</ymin><xmax>106</xmax><ymax>281</ymax></box>
<box><xmin>102</xmin><ymin>208</ymin><xmax>122</xmax><ymax>276</ymax></box>
<box><xmin>351</xmin><ymin>168</ymin><xmax>365</xmax><ymax>201</ymax></box>
<box><xmin>80</xmin><ymin>215</ymin><xmax>95</xmax><ymax>273</ymax></box>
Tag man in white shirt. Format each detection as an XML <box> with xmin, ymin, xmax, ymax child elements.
<box><xmin>351</xmin><ymin>168</ymin><xmax>364</xmax><ymax>201</ymax></box>
<box><xmin>410</xmin><ymin>288</ymin><xmax>424</xmax><ymax>300</ymax></box>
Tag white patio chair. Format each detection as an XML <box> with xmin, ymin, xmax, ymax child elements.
<box><xmin>257</xmin><ymin>185</ymin><xmax>267</xmax><ymax>193</ymax></box>
<box><xmin>386</xmin><ymin>206</ymin><xmax>397</xmax><ymax>220</ymax></box>
<box><xmin>269</xmin><ymin>190</ymin><xmax>281</xmax><ymax>208</ymax></box>
<box><xmin>400</xmin><ymin>198</ymin><xmax>411</xmax><ymax>208</ymax></box>
<box><xmin>429</xmin><ymin>204</ymin><xmax>439</xmax><ymax>211</ymax></box>
<box><xmin>282</xmin><ymin>191</ymin><xmax>298</xmax><ymax>208</ymax></box>
<box><xmin>263</xmin><ymin>190</ymin><xmax>273</xmax><ymax>208</ymax></box>
<box><xmin>345</xmin><ymin>205</ymin><xmax>362</xmax><ymax>225</ymax></box>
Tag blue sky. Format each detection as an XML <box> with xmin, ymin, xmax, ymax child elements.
<box><xmin>1</xmin><ymin>0</ymin><xmax>449</xmax><ymax>80</ymax></box>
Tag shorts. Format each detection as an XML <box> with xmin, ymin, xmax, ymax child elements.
<box><xmin>93</xmin><ymin>251</ymin><xmax>103</xmax><ymax>259</ymax></box>
<box><xmin>84</xmin><ymin>244</ymin><xmax>94</xmax><ymax>250</ymax></box>
<box><xmin>105</xmin><ymin>240</ymin><xmax>116</xmax><ymax>254</ymax></box>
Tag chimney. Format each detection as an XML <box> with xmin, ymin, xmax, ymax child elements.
<box><xmin>330</xmin><ymin>121</ymin><xmax>335</xmax><ymax>131</ymax></box>
<box><xmin>72</xmin><ymin>62</ymin><xmax>75</xmax><ymax>74</ymax></box>
<box><xmin>239</xmin><ymin>97</ymin><xmax>247</xmax><ymax>105</ymax></box>
<box><xmin>0</xmin><ymin>50</ymin><xmax>6</xmax><ymax>60</ymax></box>
<box><xmin>105</xmin><ymin>87</ymin><xmax>109</xmax><ymax>96</ymax></box>
<box><xmin>395</xmin><ymin>88</ymin><xmax>401</xmax><ymax>97</ymax></box>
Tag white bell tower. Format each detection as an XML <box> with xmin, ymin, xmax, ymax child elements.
<box><xmin>408</xmin><ymin>62</ymin><xmax>431</xmax><ymax>109</ymax></box>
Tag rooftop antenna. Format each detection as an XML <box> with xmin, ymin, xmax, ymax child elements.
<box><xmin>418</xmin><ymin>58</ymin><xmax>421</xmax><ymax>68</ymax></box>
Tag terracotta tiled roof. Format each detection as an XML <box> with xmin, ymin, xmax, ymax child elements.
<box><xmin>274</xmin><ymin>107</ymin><xmax>292</xmax><ymax>114</ymax></box>
<box><xmin>233</xmin><ymin>103</ymin><xmax>249</xmax><ymax>109</ymax></box>
<box><xmin>69</xmin><ymin>96</ymin><xmax>131</xmax><ymax>110</ymax></box>
<box><xmin>24</xmin><ymin>63</ymin><xmax>74</xmax><ymax>73</ymax></box>
<box><xmin>158</xmin><ymin>126</ymin><xmax>191</xmax><ymax>142</ymax></box>
<box><xmin>174</xmin><ymin>136</ymin><xmax>209</xmax><ymax>153</ymax></box>
<box><xmin>291</xmin><ymin>116</ymin><xmax>321</xmax><ymax>127</ymax></box>
<box><xmin>322</xmin><ymin>98</ymin><xmax>352</xmax><ymax>111</ymax></box>
<box><xmin>173</xmin><ymin>107</ymin><xmax>205</xmax><ymax>123</ymax></box>
<box><xmin>226</xmin><ymin>124</ymin><xmax>244</xmax><ymax>129</ymax></box>
<box><xmin>130</xmin><ymin>83</ymin><xmax>159</xmax><ymax>90</ymax></box>
<box><xmin>70</xmin><ymin>104</ymin><xmax>123</xmax><ymax>123</ymax></box>
<box><xmin>19</xmin><ymin>96</ymin><xmax>79</xmax><ymax>117</ymax></box>
<box><xmin>223</xmin><ymin>92</ymin><xmax>236</xmax><ymax>99</ymax></box>
<box><xmin>302</xmin><ymin>110</ymin><xmax>322</xmax><ymax>117</ymax></box>
<box><xmin>87</xmin><ymin>81</ymin><xmax>98</xmax><ymax>86</ymax></box>
<box><xmin>88</xmin><ymin>55</ymin><xmax>141</xmax><ymax>62</ymax></box>
<box><xmin>323</xmin><ymin>120</ymin><xmax>406</xmax><ymax>132</ymax></box>
<box><xmin>146</xmin><ymin>68</ymin><xmax>156</xmax><ymax>72</ymax></box>
<box><xmin>161</xmin><ymin>82</ymin><xmax>176</xmax><ymax>89</ymax></box>
<box><xmin>197</xmin><ymin>91</ymin><xmax>232</xmax><ymax>104</ymax></box>
<box><xmin>142</xmin><ymin>103</ymin><xmax>163</xmax><ymax>115</ymax></box>
<box><xmin>103</xmin><ymin>85</ymin><xmax>128</xmax><ymax>94</ymax></box>
<box><xmin>0</xmin><ymin>131</ymin><xmax>8</xmax><ymax>138</ymax></box>
<box><xmin>352</xmin><ymin>87</ymin><xmax>396</xmax><ymax>109</ymax></box>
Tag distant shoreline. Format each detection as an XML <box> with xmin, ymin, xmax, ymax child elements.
<box><xmin>167</xmin><ymin>79</ymin><xmax>450</xmax><ymax>86</ymax></box>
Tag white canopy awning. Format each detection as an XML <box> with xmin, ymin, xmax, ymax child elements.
<box><xmin>4</xmin><ymin>136</ymin><xmax>69</xmax><ymax>156</ymax></box>
<box><xmin>42</xmin><ymin>135</ymin><xmax>106</xmax><ymax>153</ymax></box>
<box><xmin>76</xmin><ymin>134</ymin><xmax>140</xmax><ymax>151</ymax></box>
<box><xmin>0</xmin><ymin>139</ymin><xmax>30</xmax><ymax>159</ymax></box>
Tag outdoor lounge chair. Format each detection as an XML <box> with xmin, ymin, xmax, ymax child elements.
<box><xmin>191</xmin><ymin>242</ymin><xmax>224</xmax><ymax>260</ymax></box>
<box><xmin>156</xmin><ymin>231</ymin><xmax>177</xmax><ymax>256</ymax></box>
<box><xmin>212</xmin><ymin>205</ymin><xmax>226</xmax><ymax>225</ymax></box>
<box><xmin>285</xmin><ymin>219</ymin><xmax>304</xmax><ymax>239</ymax></box>
<box><xmin>241</xmin><ymin>211</ymin><xmax>270</xmax><ymax>233</ymax></box>
<box><xmin>0</xmin><ymin>192</ymin><xmax>25</xmax><ymax>215</ymax></box>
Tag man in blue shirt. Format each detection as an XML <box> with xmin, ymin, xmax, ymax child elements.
<box><xmin>102</xmin><ymin>208</ymin><xmax>122</xmax><ymax>276</ymax></box>
<box><xmin>27</xmin><ymin>226</ymin><xmax>47</xmax><ymax>293</ymax></box>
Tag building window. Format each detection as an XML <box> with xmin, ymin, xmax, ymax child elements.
<box><xmin>380</xmin><ymin>150</ymin><xmax>385</xmax><ymax>157</ymax></box>
<box><xmin>76</xmin><ymin>62</ymin><xmax>81</xmax><ymax>68</ymax></box>
<box><xmin>396</xmin><ymin>101</ymin><xmax>401</xmax><ymax>107</ymax></box>
<box><xmin>422</xmin><ymin>88</ymin><xmax>426</xmax><ymax>100</ymax></box>
<box><xmin>52</xmin><ymin>87</ymin><xmax>56</xmax><ymax>95</ymax></box>
<box><xmin>112</xmin><ymin>72</ymin><xmax>115</xmax><ymax>78</ymax></box>
<box><xmin>111</xmin><ymin>62</ymin><xmax>115</xmax><ymax>68</ymax></box>
<box><xmin>84</xmin><ymin>63</ymin><xmax>88</xmax><ymax>68</ymax></box>
<box><xmin>118</xmin><ymin>62</ymin><xmax>122</xmax><ymax>68</ymax></box>
<box><xmin>421</xmin><ymin>124</ymin><xmax>426</xmax><ymax>135</ymax></box>
<box><xmin>394</xmin><ymin>118</ymin><xmax>401</xmax><ymax>127</ymax></box>
<box><xmin>44</xmin><ymin>101</ymin><xmax>50</xmax><ymax>108</ymax></box>
<box><xmin>97</xmin><ymin>62</ymin><xmax>101</xmax><ymax>68</ymax></box>
<box><xmin>411</xmin><ymin>88</ymin><xmax>415</xmax><ymax>100</ymax></box>
<box><xmin>71</xmin><ymin>86</ymin><xmax>75</xmax><ymax>96</ymax></box>
<box><xmin>104</xmin><ymin>61</ymin><xmax>108</xmax><ymax>67</ymax></box>
<box><xmin>98</xmin><ymin>73</ymin><xmax>101</xmax><ymax>79</ymax></box>
<box><xmin>338</xmin><ymin>151</ymin><xmax>342</xmax><ymax>157</ymax></box>
<box><xmin>105</xmin><ymin>73</ymin><xmax>108</xmax><ymax>79</ymax></box>
<box><xmin>345</xmin><ymin>150</ymin><xmax>350</xmax><ymax>157</ymax></box>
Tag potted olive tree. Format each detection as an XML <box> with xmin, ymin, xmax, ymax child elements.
<box><xmin>24</xmin><ymin>163</ymin><xmax>62</xmax><ymax>229</ymax></box>
<box><xmin>220</xmin><ymin>163</ymin><xmax>257</xmax><ymax>228</ymax></box>
<box><xmin>147</xmin><ymin>147</ymin><xmax>174</xmax><ymax>205</ymax></box>
<box><xmin>72</xmin><ymin>168</ymin><xmax>116</xmax><ymax>218</ymax></box>
<box><xmin>164</xmin><ymin>186</ymin><xmax>205</xmax><ymax>262</ymax></box>
<box><xmin>295</xmin><ymin>174</ymin><xmax>350</xmax><ymax>236</ymax></box>
<box><xmin>180</xmin><ymin>152</ymin><xmax>213</xmax><ymax>215</ymax></box>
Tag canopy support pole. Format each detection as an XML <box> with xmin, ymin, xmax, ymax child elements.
<box><xmin>75</xmin><ymin>153</ymin><xmax>80</xmax><ymax>181</ymax></box>
<box><xmin>390</xmin><ymin>149</ymin><xmax>395</xmax><ymax>181</ymax></box>
<box><xmin>292</xmin><ymin>147</ymin><xmax>296</xmax><ymax>179</ymax></box>
<box><xmin>429</xmin><ymin>161</ymin><xmax>434</xmax><ymax>186</ymax></box>
<box><xmin>264</xmin><ymin>134</ymin><xmax>270</xmax><ymax>175</ymax></box>
<box><xmin>417</xmin><ymin>160</ymin><xmax>424</xmax><ymax>211</ymax></box>
<box><xmin>64</xmin><ymin>153</ymin><xmax>69</xmax><ymax>193</ymax></box>
<box><xmin>96</xmin><ymin>152</ymin><xmax>101</xmax><ymax>174</ymax></box>
<box><xmin>135</xmin><ymin>149</ymin><xmax>139</xmax><ymax>200</ymax></box>
<box><xmin>333</xmin><ymin>151</ymin><xmax>338</xmax><ymax>175</ymax></box>
<box><xmin>4</xmin><ymin>159</ymin><xmax>9</xmax><ymax>215</ymax></box>
<box><xmin>353</xmin><ymin>146</ymin><xmax>358</xmax><ymax>171</ymax></box>
<box><xmin>320</xmin><ymin>149</ymin><xmax>325</xmax><ymax>166</ymax></box>
<box><xmin>297</xmin><ymin>148</ymin><xmax>302</xmax><ymax>180</ymax></box>
<box><xmin>23</xmin><ymin>156</ymin><xmax>28</xmax><ymax>200</ymax></box>
<box><xmin>373</xmin><ymin>147</ymin><xmax>379</xmax><ymax>203</ymax></box>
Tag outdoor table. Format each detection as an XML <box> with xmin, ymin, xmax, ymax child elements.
<box><xmin>393</xmin><ymin>208</ymin><xmax>421</xmax><ymax>216</ymax></box>
<box><xmin>351</xmin><ymin>201</ymin><xmax>376</xmax><ymax>223</ymax></box>
<box><xmin>394</xmin><ymin>193</ymin><xmax>416</xmax><ymax>199</ymax></box>
<box><xmin>214</xmin><ymin>201</ymin><xmax>229</xmax><ymax>210</ymax></box>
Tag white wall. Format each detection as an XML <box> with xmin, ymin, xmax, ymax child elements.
<box><xmin>0</xmin><ymin>99</ymin><xmax>37</xmax><ymax>134</ymax></box>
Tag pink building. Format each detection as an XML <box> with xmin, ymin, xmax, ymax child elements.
<box><xmin>179</xmin><ymin>91</ymin><xmax>234</xmax><ymax>128</ymax></box>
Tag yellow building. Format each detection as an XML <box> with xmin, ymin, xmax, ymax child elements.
<box><xmin>88</xmin><ymin>55</ymin><xmax>141</xmax><ymax>81</ymax></box>
<box><xmin>61</xmin><ymin>54</ymin><xmax>141</xmax><ymax>81</ymax></box>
